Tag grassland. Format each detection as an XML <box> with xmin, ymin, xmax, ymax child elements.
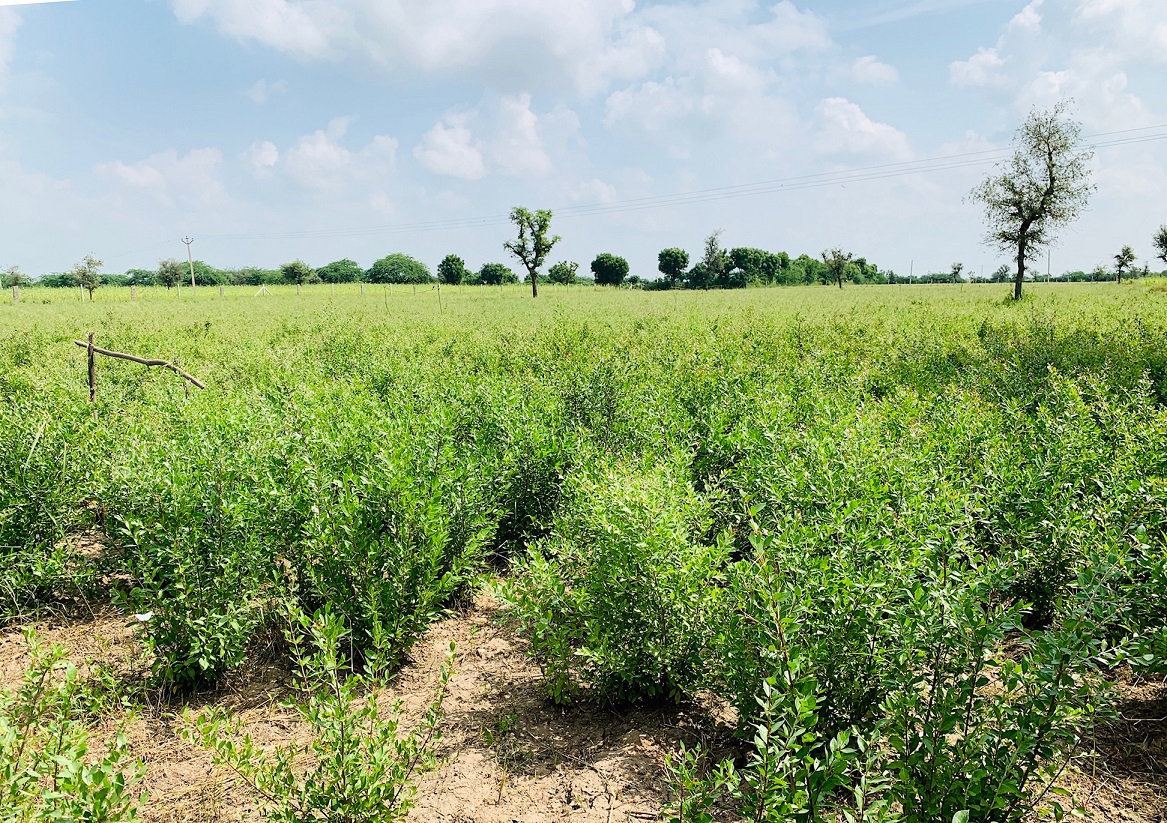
<box><xmin>1</xmin><ymin>282</ymin><xmax>1165</xmax><ymax>821</ymax></box>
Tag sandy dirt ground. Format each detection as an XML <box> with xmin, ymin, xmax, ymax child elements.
<box><xmin>1</xmin><ymin>594</ymin><xmax>1164</xmax><ymax>822</ymax></box>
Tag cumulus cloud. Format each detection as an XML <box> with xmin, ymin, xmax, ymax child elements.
<box><xmin>413</xmin><ymin>114</ymin><xmax>486</xmax><ymax>180</ymax></box>
<box><xmin>1074</xmin><ymin>0</ymin><xmax>1167</xmax><ymax>62</ymax></box>
<box><xmin>284</xmin><ymin>117</ymin><xmax>398</xmax><ymax>188</ymax></box>
<box><xmin>949</xmin><ymin>46</ymin><xmax>1011</xmax><ymax>88</ymax></box>
<box><xmin>170</xmin><ymin>0</ymin><xmax>659</xmax><ymax>94</ymax></box>
<box><xmin>245</xmin><ymin>140</ymin><xmax>279</xmax><ymax>176</ymax></box>
<box><xmin>95</xmin><ymin>148</ymin><xmax>226</xmax><ymax>208</ymax></box>
<box><xmin>413</xmin><ymin>94</ymin><xmax>575</xmax><ymax>180</ymax></box>
<box><xmin>814</xmin><ymin>98</ymin><xmax>912</xmax><ymax>160</ymax></box>
<box><xmin>851</xmin><ymin>55</ymin><xmax>899</xmax><ymax>86</ymax></box>
<box><xmin>1008</xmin><ymin>0</ymin><xmax>1043</xmax><ymax>33</ymax></box>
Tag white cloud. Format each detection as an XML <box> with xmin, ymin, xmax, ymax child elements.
<box><xmin>245</xmin><ymin>139</ymin><xmax>279</xmax><ymax>176</ymax></box>
<box><xmin>1074</xmin><ymin>0</ymin><xmax>1167</xmax><ymax>62</ymax></box>
<box><xmin>171</xmin><ymin>0</ymin><xmax>657</xmax><ymax>94</ymax></box>
<box><xmin>851</xmin><ymin>55</ymin><xmax>899</xmax><ymax>86</ymax></box>
<box><xmin>413</xmin><ymin>114</ymin><xmax>486</xmax><ymax>181</ymax></box>
<box><xmin>413</xmin><ymin>94</ymin><xmax>575</xmax><ymax>180</ymax></box>
<box><xmin>95</xmin><ymin>148</ymin><xmax>225</xmax><ymax>208</ymax></box>
<box><xmin>949</xmin><ymin>46</ymin><xmax>1011</xmax><ymax>88</ymax></box>
<box><xmin>282</xmin><ymin>116</ymin><xmax>398</xmax><ymax>188</ymax></box>
<box><xmin>1008</xmin><ymin>0</ymin><xmax>1043</xmax><ymax>33</ymax></box>
<box><xmin>247</xmin><ymin>78</ymin><xmax>286</xmax><ymax>104</ymax></box>
<box><xmin>814</xmin><ymin>98</ymin><xmax>912</xmax><ymax>160</ymax></box>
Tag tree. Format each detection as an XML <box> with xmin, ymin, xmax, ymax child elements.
<box><xmin>504</xmin><ymin>207</ymin><xmax>560</xmax><ymax>298</ymax></box>
<box><xmin>689</xmin><ymin>230</ymin><xmax>728</xmax><ymax>290</ymax></box>
<box><xmin>968</xmin><ymin>103</ymin><xmax>1094</xmax><ymax>300</ymax></box>
<box><xmin>3</xmin><ymin>266</ymin><xmax>29</xmax><ymax>288</ymax></box>
<box><xmin>591</xmin><ymin>253</ymin><xmax>629</xmax><ymax>286</ymax></box>
<box><xmin>657</xmin><ymin>248</ymin><xmax>690</xmax><ymax>289</ymax></box>
<box><xmin>72</xmin><ymin>254</ymin><xmax>103</xmax><ymax>299</ymax></box>
<box><xmin>318</xmin><ymin>259</ymin><xmax>363</xmax><ymax>284</ymax></box>
<box><xmin>367</xmin><ymin>254</ymin><xmax>432</xmax><ymax>285</ymax></box>
<box><xmin>547</xmin><ymin>261</ymin><xmax>579</xmax><ymax>285</ymax></box>
<box><xmin>821</xmin><ymin>248</ymin><xmax>854</xmax><ymax>290</ymax></box>
<box><xmin>281</xmin><ymin>260</ymin><xmax>318</xmax><ymax>285</ymax></box>
<box><xmin>437</xmin><ymin>254</ymin><xmax>468</xmax><ymax>285</ymax></box>
<box><xmin>477</xmin><ymin>262</ymin><xmax>518</xmax><ymax>286</ymax></box>
<box><xmin>951</xmin><ymin>262</ymin><xmax>965</xmax><ymax>283</ymax></box>
<box><xmin>157</xmin><ymin>259</ymin><xmax>185</xmax><ymax>290</ymax></box>
<box><xmin>1113</xmin><ymin>245</ymin><xmax>1136</xmax><ymax>284</ymax></box>
<box><xmin>1153</xmin><ymin>225</ymin><xmax>1167</xmax><ymax>269</ymax></box>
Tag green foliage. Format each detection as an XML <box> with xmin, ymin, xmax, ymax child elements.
<box><xmin>547</xmin><ymin>260</ymin><xmax>579</xmax><ymax>285</ymax></box>
<box><xmin>504</xmin><ymin>206</ymin><xmax>559</xmax><ymax>295</ymax></box>
<box><xmin>72</xmin><ymin>254</ymin><xmax>103</xmax><ymax>298</ymax></box>
<box><xmin>436</xmin><ymin>254</ymin><xmax>468</xmax><ymax>285</ymax></box>
<box><xmin>318</xmin><ymin>259</ymin><xmax>363</xmax><ymax>284</ymax></box>
<box><xmin>281</xmin><ymin>260</ymin><xmax>319</xmax><ymax>286</ymax></box>
<box><xmin>475</xmin><ymin>262</ymin><xmax>518</xmax><ymax>285</ymax></box>
<box><xmin>367</xmin><ymin>254</ymin><xmax>432</xmax><ymax>285</ymax></box>
<box><xmin>0</xmin><ymin>631</ymin><xmax>143</xmax><ymax>823</ymax></box>
<box><xmin>186</xmin><ymin>607</ymin><xmax>453</xmax><ymax>823</ymax></box>
<box><xmin>502</xmin><ymin>459</ymin><xmax>724</xmax><ymax>703</ymax></box>
<box><xmin>657</xmin><ymin>248</ymin><xmax>690</xmax><ymax>289</ymax></box>
<box><xmin>590</xmin><ymin>253</ymin><xmax>629</xmax><ymax>286</ymax></box>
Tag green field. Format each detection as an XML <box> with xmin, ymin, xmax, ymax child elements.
<box><xmin>2</xmin><ymin>282</ymin><xmax>1166</xmax><ymax>821</ymax></box>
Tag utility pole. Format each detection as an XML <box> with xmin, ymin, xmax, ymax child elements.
<box><xmin>182</xmin><ymin>236</ymin><xmax>196</xmax><ymax>293</ymax></box>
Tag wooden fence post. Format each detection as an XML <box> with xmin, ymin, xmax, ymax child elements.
<box><xmin>87</xmin><ymin>333</ymin><xmax>96</xmax><ymax>403</ymax></box>
<box><xmin>219</xmin><ymin>285</ymin><xmax>225</xmax><ymax>298</ymax></box>
<box><xmin>361</xmin><ymin>283</ymin><xmax>365</xmax><ymax>297</ymax></box>
<box><xmin>11</xmin><ymin>285</ymin><xmax>18</xmax><ymax>304</ymax></box>
<box><xmin>130</xmin><ymin>285</ymin><xmax>136</xmax><ymax>302</ymax></box>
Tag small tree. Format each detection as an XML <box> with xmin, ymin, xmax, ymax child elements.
<box><xmin>477</xmin><ymin>263</ymin><xmax>518</xmax><ymax>286</ymax></box>
<box><xmin>504</xmin><ymin>207</ymin><xmax>560</xmax><ymax>298</ymax></box>
<box><xmin>281</xmin><ymin>260</ymin><xmax>317</xmax><ymax>285</ymax></box>
<box><xmin>547</xmin><ymin>261</ymin><xmax>579</xmax><ymax>285</ymax></box>
<box><xmin>1114</xmin><ymin>245</ymin><xmax>1137</xmax><ymax>284</ymax></box>
<box><xmin>72</xmin><ymin>255</ymin><xmax>103</xmax><ymax>299</ymax></box>
<box><xmin>157</xmin><ymin>259</ymin><xmax>184</xmax><ymax>290</ymax></box>
<box><xmin>591</xmin><ymin>253</ymin><xmax>629</xmax><ymax>287</ymax></box>
<box><xmin>968</xmin><ymin>103</ymin><xmax>1094</xmax><ymax>300</ymax></box>
<box><xmin>437</xmin><ymin>254</ymin><xmax>468</xmax><ymax>285</ymax></box>
<box><xmin>367</xmin><ymin>254</ymin><xmax>432</xmax><ymax>285</ymax></box>
<box><xmin>951</xmin><ymin>262</ymin><xmax>965</xmax><ymax>283</ymax></box>
<box><xmin>658</xmin><ymin>248</ymin><xmax>690</xmax><ymax>289</ymax></box>
<box><xmin>318</xmin><ymin>259</ymin><xmax>363</xmax><ymax>284</ymax></box>
<box><xmin>821</xmin><ymin>248</ymin><xmax>853</xmax><ymax>290</ymax></box>
<box><xmin>1152</xmin><ymin>226</ymin><xmax>1167</xmax><ymax>270</ymax></box>
<box><xmin>3</xmin><ymin>266</ymin><xmax>29</xmax><ymax>288</ymax></box>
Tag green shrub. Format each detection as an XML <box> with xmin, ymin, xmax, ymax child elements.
<box><xmin>186</xmin><ymin>607</ymin><xmax>452</xmax><ymax>823</ymax></box>
<box><xmin>502</xmin><ymin>459</ymin><xmax>725</xmax><ymax>703</ymax></box>
<box><xmin>0</xmin><ymin>631</ymin><xmax>143</xmax><ymax>823</ymax></box>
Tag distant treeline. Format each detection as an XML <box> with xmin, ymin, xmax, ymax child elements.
<box><xmin>14</xmin><ymin>250</ymin><xmax>1166</xmax><ymax>290</ymax></box>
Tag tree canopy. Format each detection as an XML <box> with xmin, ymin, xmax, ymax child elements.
<box><xmin>1114</xmin><ymin>245</ymin><xmax>1137</xmax><ymax>284</ymax></box>
<box><xmin>476</xmin><ymin>262</ymin><xmax>518</xmax><ymax>286</ymax></box>
<box><xmin>504</xmin><ymin>207</ymin><xmax>559</xmax><ymax>298</ymax></box>
<box><xmin>437</xmin><ymin>255</ymin><xmax>468</xmax><ymax>285</ymax></box>
<box><xmin>1153</xmin><ymin>226</ymin><xmax>1167</xmax><ymax>268</ymax></box>
<box><xmin>72</xmin><ymin>254</ymin><xmax>103</xmax><ymax>298</ymax></box>
<box><xmin>591</xmin><ymin>253</ymin><xmax>629</xmax><ymax>287</ymax></box>
<box><xmin>318</xmin><ymin>259</ymin><xmax>363</xmax><ymax>283</ymax></box>
<box><xmin>367</xmin><ymin>254</ymin><xmax>432</xmax><ymax>285</ymax></box>
<box><xmin>547</xmin><ymin>261</ymin><xmax>579</xmax><ymax>285</ymax></box>
<box><xmin>281</xmin><ymin>260</ymin><xmax>318</xmax><ymax>285</ymax></box>
<box><xmin>657</xmin><ymin>248</ymin><xmax>689</xmax><ymax>289</ymax></box>
<box><xmin>968</xmin><ymin>103</ymin><xmax>1094</xmax><ymax>300</ymax></box>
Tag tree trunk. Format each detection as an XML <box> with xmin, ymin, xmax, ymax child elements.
<box><xmin>1014</xmin><ymin>236</ymin><xmax>1027</xmax><ymax>301</ymax></box>
<box><xmin>836</xmin><ymin>270</ymin><xmax>843</xmax><ymax>289</ymax></box>
<box><xmin>531</xmin><ymin>271</ymin><xmax>539</xmax><ymax>298</ymax></box>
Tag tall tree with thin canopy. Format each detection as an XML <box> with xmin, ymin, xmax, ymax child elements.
<box><xmin>968</xmin><ymin>103</ymin><xmax>1094</xmax><ymax>300</ymax></box>
<box><xmin>72</xmin><ymin>254</ymin><xmax>103</xmax><ymax>299</ymax></box>
<box><xmin>1153</xmin><ymin>225</ymin><xmax>1167</xmax><ymax>270</ymax></box>
<box><xmin>504</xmin><ymin>207</ymin><xmax>560</xmax><ymax>298</ymax></box>
<box><xmin>822</xmin><ymin>248</ymin><xmax>853</xmax><ymax>289</ymax></box>
<box><xmin>1114</xmin><ymin>245</ymin><xmax>1136</xmax><ymax>284</ymax></box>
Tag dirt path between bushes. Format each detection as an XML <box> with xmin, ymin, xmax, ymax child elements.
<box><xmin>1</xmin><ymin>593</ymin><xmax>1164</xmax><ymax>822</ymax></box>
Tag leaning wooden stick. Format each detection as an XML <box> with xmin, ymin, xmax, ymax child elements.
<box><xmin>73</xmin><ymin>340</ymin><xmax>207</xmax><ymax>390</ymax></box>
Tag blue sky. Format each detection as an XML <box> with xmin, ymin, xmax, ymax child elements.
<box><xmin>1</xmin><ymin>0</ymin><xmax>1164</xmax><ymax>278</ymax></box>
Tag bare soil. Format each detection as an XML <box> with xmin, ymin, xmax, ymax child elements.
<box><xmin>1</xmin><ymin>593</ymin><xmax>1164</xmax><ymax>822</ymax></box>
